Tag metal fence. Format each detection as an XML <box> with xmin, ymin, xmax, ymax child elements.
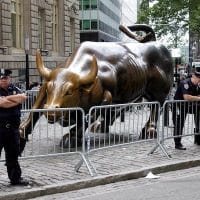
<box><xmin>86</xmin><ymin>102</ymin><xmax>161</xmax><ymax>152</ymax></box>
<box><xmin>22</xmin><ymin>90</ymin><xmax>39</xmax><ymax>110</ymax></box>
<box><xmin>0</xmin><ymin>107</ymin><xmax>97</xmax><ymax>176</ymax></box>
<box><xmin>20</xmin><ymin>108</ymin><xmax>85</xmax><ymax>156</ymax></box>
<box><xmin>1</xmin><ymin>99</ymin><xmax>200</xmax><ymax>176</ymax></box>
<box><xmin>151</xmin><ymin>100</ymin><xmax>200</xmax><ymax>157</ymax></box>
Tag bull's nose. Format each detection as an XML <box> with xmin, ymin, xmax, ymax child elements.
<box><xmin>44</xmin><ymin>104</ymin><xmax>60</xmax><ymax>109</ymax></box>
<box><xmin>45</xmin><ymin>112</ymin><xmax>60</xmax><ymax>123</ymax></box>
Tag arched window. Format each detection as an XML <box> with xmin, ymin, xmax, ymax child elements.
<box><xmin>11</xmin><ymin>0</ymin><xmax>23</xmax><ymax>48</ymax></box>
<box><xmin>52</xmin><ymin>0</ymin><xmax>58</xmax><ymax>52</ymax></box>
<box><xmin>38</xmin><ymin>7</ymin><xmax>45</xmax><ymax>49</ymax></box>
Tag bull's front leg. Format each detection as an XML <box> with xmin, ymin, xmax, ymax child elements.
<box><xmin>60</xmin><ymin>112</ymin><xmax>83</xmax><ymax>148</ymax></box>
<box><xmin>140</xmin><ymin>104</ymin><xmax>158</xmax><ymax>139</ymax></box>
<box><xmin>99</xmin><ymin>90</ymin><xmax>113</xmax><ymax>133</ymax></box>
<box><xmin>19</xmin><ymin>84</ymin><xmax>47</xmax><ymax>154</ymax></box>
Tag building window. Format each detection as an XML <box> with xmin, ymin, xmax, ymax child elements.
<box><xmin>82</xmin><ymin>20</ymin><xmax>90</xmax><ymax>30</ymax></box>
<box><xmin>70</xmin><ymin>17</ymin><xmax>75</xmax><ymax>53</ymax></box>
<box><xmin>38</xmin><ymin>8</ymin><xmax>45</xmax><ymax>49</ymax></box>
<box><xmin>91</xmin><ymin>0</ymin><xmax>97</xmax><ymax>9</ymax></box>
<box><xmin>52</xmin><ymin>0</ymin><xmax>58</xmax><ymax>52</ymax></box>
<box><xmin>91</xmin><ymin>20</ymin><xmax>97</xmax><ymax>29</ymax></box>
<box><xmin>11</xmin><ymin>0</ymin><xmax>23</xmax><ymax>48</ymax></box>
<box><xmin>83</xmin><ymin>0</ymin><xmax>90</xmax><ymax>10</ymax></box>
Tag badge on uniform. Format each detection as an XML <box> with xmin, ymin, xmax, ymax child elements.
<box><xmin>184</xmin><ymin>83</ymin><xmax>189</xmax><ymax>90</ymax></box>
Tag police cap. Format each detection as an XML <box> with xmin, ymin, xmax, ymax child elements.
<box><xmin>0</xmin><ymin>69</ymin><xmax>12</xmax><ymax>79</ymax></box>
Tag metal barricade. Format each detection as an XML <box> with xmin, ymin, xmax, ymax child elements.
<box><xmin>151</xmin><ymin>100</ymin><xmax>200</xmax><ymax>157</ymax></box>
<box><xmin>0</xmin><ymin>107</ymin><xmax>96</xmax><ymax>176</ymax></box>
<box><xmin>22</xmin><ymin>90</ymin><xmax>39</xmax><ymax>110</ymax></box>
<box><xmin>88</xmin><ymin>102</ymin><xmax>161</xmax><ymax>150</ymax></box>
<box><xmin>76</xmin><ymin>102</ymin><xmax>161</xmax><ymax>176</ymax></box>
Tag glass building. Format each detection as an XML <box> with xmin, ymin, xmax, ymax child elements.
<box><xmin>79</xmin><ymin>0</ymin><xmax>121</xmax><ymax>42</ymax></box>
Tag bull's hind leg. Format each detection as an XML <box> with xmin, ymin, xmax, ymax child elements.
<box><xmin>60</xmin><ymin>127</ymin><xmax>82</xmax><ymax>148</ymax></box>
<box><xmin>139</xmin><ymin>103</ymin><xmax>159</xmax><ymax>139</ymax></box>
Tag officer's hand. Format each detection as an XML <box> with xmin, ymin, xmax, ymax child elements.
<box><xmin>14</xmin><ymin>93</ymin><xmax>28</xmax><ymax>104</ymax></box>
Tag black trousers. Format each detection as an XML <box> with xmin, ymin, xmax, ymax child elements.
<box><xmin>0</xmin><ymin>126</ymin><xmax>22</xmax><ymax>184</ymax></box>
<box><xmin>172</xmin><ymin>102</ymin><xmax>200</xmax><ymax>145</ymax></box>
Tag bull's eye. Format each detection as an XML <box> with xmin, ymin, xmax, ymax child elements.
<box><xmin>66</xmin><ymin>88</ymin><xmax>73</xmax><ymax>95</ymax></box>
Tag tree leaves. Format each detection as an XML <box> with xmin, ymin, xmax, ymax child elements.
<box><xmin>138</xmin><ymin>0</ymin><xmax>200</xmax><ymax>42</ymax></box>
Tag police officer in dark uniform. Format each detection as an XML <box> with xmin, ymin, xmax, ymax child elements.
<box><xmin>172</xmin><ymin>67</ymin><xmax>200</xmax><ymax>150</ymax></box>
<box><xmin>0</xmin><ymin>69</ymin><xmax>29</xmax><ymax>185</ymax></box>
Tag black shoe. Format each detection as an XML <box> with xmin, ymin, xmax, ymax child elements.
<box><xmin>11</xmin><ymin>178</ymin><xmax>30</xmax><ymax>186</ymax></box>
<box><xmin>175</xmin><ymin>144</ymin><xmax>186</xmax><ymax>150</ymax></box>
<box><xmin>194</xmin><ymin>135</ymin><xmax>200</xmax><ymax>145</ymax></box>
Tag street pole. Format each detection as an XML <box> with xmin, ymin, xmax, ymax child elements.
<box><xmin>25</xmin><ymin>53</ymin><xmax>29</xmax><ymax>90</ymax></box>
<box><xmin>25</xmin><ymin>36</ymin><xmax>30</xmax><ymax>90</ymax></box>
<box><xmin>175</xmin><ymin>57</ymin><xmax>178</xmax><ymax>83</ymax></box>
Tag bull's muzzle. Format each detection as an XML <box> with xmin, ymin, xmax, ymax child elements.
<box><xmin>45</xmin><ymin>112</ymin><xmax>59</xmax><ymax>123</ymax></box>
<box><xmin>44</xmin><ymin>104</ymin><xmax>61</xmax><ymax>123</ymax></box>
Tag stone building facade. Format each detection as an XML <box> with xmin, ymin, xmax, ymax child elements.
<box><xmin>0</xmin><ymin>0</ymin><xmax>80</xmax><ymax>87</ymax></box>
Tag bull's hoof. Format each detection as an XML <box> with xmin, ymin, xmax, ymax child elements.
<box><xmin>147</xmin><ymin>127</ymin><xmax>157</xmax><ymax>139</ymax></box>
<box><xmin>59</xmin><ymin>135</ymin><xmax>82</xmax><ymax>148</ymax></box>
<box><xmin>139</xmin><ymin>127</ymin><xmax>157</xmax><ymax>140</ymax></box>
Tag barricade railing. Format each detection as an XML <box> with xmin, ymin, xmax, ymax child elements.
<box><xmin>151</xmin><ymin>100</ymin><xmax>200</xmax><ymax>157</ymax></box>
<box><xmin>87</xmin><ymin>102</ymin><xmax>161</xmax><ymax>151</ymax></box>
<box><xmin>0</xmin><ymin>107</ymin><xmax>96</xmax><ymax>176</ymax></box>
<box><xmin>22</xmin><ymin>90</ymin><xmax>39</xmax><ymax>110</ymax></box>
<box><xmin>75</xmin><ymin>102</ymin><xmax>162</xmax><ymax>176</ymax></box>
<box><xmin>3</xmin><ymin>100</ymin><xmax>199</xmax><ymax>176</ymax></box>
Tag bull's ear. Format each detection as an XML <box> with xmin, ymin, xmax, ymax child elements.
<box><xmin>36</xmin><ymin>49</ymin><xmax>51</xmax><ymax>80</ymax></box>
<box><xmin>79</xmin><ymin>55</ymin><xmax>98</xmax><ymax>86</ymax></box>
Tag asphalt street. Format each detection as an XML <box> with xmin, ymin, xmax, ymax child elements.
<box><xmin>27</xmin><ymin>166</ymin><xmax>200</xmax><ymax>200</ymax></box>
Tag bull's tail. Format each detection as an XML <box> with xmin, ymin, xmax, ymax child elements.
<box><xmin>119</xmin><ymin>24</ymin><xmax>156</xmax><ymax>43</ymax></box>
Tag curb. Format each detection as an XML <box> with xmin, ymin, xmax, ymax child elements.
<box><xmin>1</xmin><ymin>158</ymin><xmax>200</xmax><ymax>200</ymax></box>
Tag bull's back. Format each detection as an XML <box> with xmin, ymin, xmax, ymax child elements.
<box><xmin>73</xmin><ymin>41</ymin><xmax>173</xmax><ymax>103</ymax></box>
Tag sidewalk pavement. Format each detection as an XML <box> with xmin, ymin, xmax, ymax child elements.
<box><xmin>1</xmin><ymin>136</ymin><xmax>200</xmax><ymax>200</ymax></box>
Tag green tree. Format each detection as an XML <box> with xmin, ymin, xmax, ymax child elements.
<box><xmin>138</xmin><ymin>0</ymin><xmax>200</xmax><ymax>43</ymax></box>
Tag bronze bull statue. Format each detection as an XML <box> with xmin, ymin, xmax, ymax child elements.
<box><xmin>19</xmin><ymin>24</ymin><xmax>173</xmax><ymax>152</ymax></box>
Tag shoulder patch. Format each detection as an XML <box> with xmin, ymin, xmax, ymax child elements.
<box><xmin>184</xmin><ymin>83</ymin><xmax>189</xmax><ymax>90</ymax></box>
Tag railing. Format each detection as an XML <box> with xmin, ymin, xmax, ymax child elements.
<box><xmin>151</xmin><ymin>100</ymin><xmax>200</xmax><ymax>157</ymax></box>
<box><xmin>1</xmin><ymin>99</ymin><xmax>200</xmax><ymax>176</ymax></box>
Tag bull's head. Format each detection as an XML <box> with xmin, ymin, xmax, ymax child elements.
<box><xmin>36</xmin><ymin>49</ymin><xmax>98</xmax><ymax>122</ymax></box>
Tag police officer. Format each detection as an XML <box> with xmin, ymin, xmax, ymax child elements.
<box><xmin>0</xmin><ymin>69</ymin><xmax>28</xmax><ymax>185</ymax></box>
<box><xmin>172</xmin><ymin>67</ymin><xmax>200</xmax><ymax>150</ymax></box>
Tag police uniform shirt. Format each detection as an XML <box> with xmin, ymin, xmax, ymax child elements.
<box><xmin>174</xmin><ymin>78</ymin><xmax>200</xmax><ymax>100</ymax></box>
<box><xmin>0</xmin><ymin>84</ymin><xmax>22</xmax><ymax>122</ymax></box>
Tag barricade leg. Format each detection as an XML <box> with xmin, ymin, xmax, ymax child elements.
<box><xmin>148</xmin><ymin>139</ymin><xmax>171</xmax><ymax>158</ymax></box>
<box><xmin>75</xmin><ymin>153</ymin><xmax>97</xmax><ymax>177</ymax></box>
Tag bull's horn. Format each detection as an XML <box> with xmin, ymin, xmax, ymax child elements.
<box><xmin>79</xmin><ymin>55</ymin><xmax>98</xmax><ymax>85</ymax></box>
<box><xmin>36</xmin><ymin>49</ymin><xmax>51</xmax><ymax>79</ymax></box>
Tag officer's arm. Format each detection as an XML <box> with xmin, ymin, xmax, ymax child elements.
<box><xmin>6</xmin><ymin>93</ymin><xmax>27</xmax><ymax>104</ymax></box>
<box><xmin>0</xmin><ymin>96</ymin><xmax>18</xmax><ymax>108</ymax></box>
<box><xmin>183</xmin><ymin>94</ymin><xmax>200</xmax><ymax>101</ymax></box>
<box><xmin>0</xmin><ymin>94</ymin><xmax>27</xmax><ymax>108</ymax></box>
